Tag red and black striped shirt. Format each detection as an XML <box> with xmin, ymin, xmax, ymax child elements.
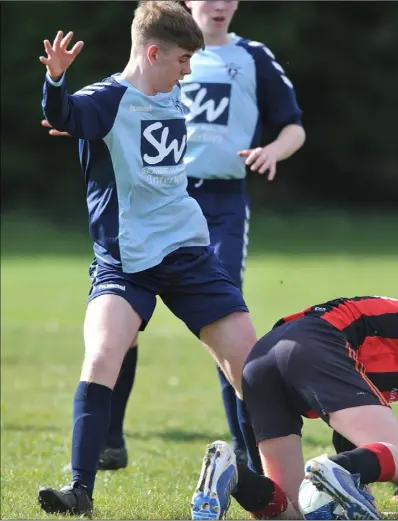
<box><xmin>273</xmin><ymin>296</ymin><xmax>398</xmax><ymax>404</ymax></box>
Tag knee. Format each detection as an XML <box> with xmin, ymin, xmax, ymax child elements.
<box><xmin>81</xmin><ymin>347</ymin><xmax>124</xmax><ymax>388</ymax></box>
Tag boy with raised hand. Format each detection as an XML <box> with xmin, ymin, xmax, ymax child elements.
<box><xmin>38</xmin><ymin>1</ymin><xmax>257</xmax><ymax>515</ymax></box>
<box><xmin>41</xmin><ymin>0</ymin><xmax>306</xmax><ymax>474</ymax></box>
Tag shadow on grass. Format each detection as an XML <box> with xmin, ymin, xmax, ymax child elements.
<box><xmin>3</xmin><ymin>423</ymin><xmax>230</xmax><ymax>442</ymax></box>
<box><xmin>2</xmin><ymin>210</ymin><xmax>398</xmax><ymax>258</ymax></box>
<box><xmin>3</xmin><ymin>423</ymin><xmax>69</xmax><ymax>433</ymax></box>
<box><xmin>124</xmin><ymin>428</ymin><xmax>231</xmax><ymax>443</ymax></box>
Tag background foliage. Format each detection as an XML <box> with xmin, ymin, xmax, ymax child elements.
<box><xmin>2</xmin><ymin>1</ymin><xmax>398</xmax><ymax>220</ymax></box>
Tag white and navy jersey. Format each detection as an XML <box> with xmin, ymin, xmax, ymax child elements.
<box><xmin>181</xmin><ymin>34</ymin><xmax>303</xmax><ymax>180</ymax></box>
<box><xmin>42</xmin><ymin>74</ymin><xmax>209</xmax><ymax>273</ymax></box>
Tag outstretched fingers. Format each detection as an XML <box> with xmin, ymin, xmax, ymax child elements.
<box><xmin>52</xmin><ymin>30</ymin><xmax>63</xmax><ymax>52</ymax></box>
<box><xmin>67</xmin><ymin>40</ymin><xmax>84</xmax><ymax>57</ymax></box>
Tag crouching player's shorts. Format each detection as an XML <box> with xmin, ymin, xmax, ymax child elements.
<box><xmin>88</xmin><ymin>245</ymin><xmax>248</xmax><ymax>338</ymax></box>
<box><xmin>242</xmin><ymin>316</ymin><xmax>390</xmax><ymax>443</ymax></box>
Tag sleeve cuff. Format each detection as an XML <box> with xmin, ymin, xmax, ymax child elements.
<box><xmin>46</xmin><ymin>72</ymin><xmax>65</xmax><ymax>87</ymax></box>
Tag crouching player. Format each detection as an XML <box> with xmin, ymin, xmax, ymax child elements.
<box><xmin>191</xmin><ymin>296</ymin><xmax>398</xmax><ymax>520</ymax></box>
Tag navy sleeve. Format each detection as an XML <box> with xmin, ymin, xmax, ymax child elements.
<box><xmin>238</xmin><ymin>40</ymin><xmax>303</xmax><ymax>134</ymax></box>
<box><xmin>42</xmin><ymin>74</ymin><xmax>126</xmax><ymax>140</ymax></box>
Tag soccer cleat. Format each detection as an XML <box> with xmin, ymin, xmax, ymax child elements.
<box><xmin>191</xmin><ymin>440</ymin><xmax>238</xmax><ymax>520</ymax></box>
<box><xmin>304</xmin><ymin>454</ymin><xmax>382</xmax><ymax>520</ymax></box>
<box><xmin>38</xmin><ymin>481</ymin><xmax>93</xmax><ymax>515</ymax></box>
<box><xmin>62</xmin><ymin>446</ymin><xmax>128</xmax><ymax>473</ymax></box>
<box><xmin>98</xmin><ymin>446</ymin><xmax>128</xmax><ymax>470</ymax></box>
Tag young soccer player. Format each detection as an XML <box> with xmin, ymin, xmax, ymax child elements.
<box><xmin>181</xmin><ymin>0</ymin><xmax>305</xmax><ymax>472</ymax></box>
<box><xmin>41</xmin><ymin>0</ymin><xmax>305</xmax><ymax>473</ymax></box>
<box><xmin>37</xmin><ymin>1</ymin><xmax>258</xmax><ymax>515</ymax></box>
<box><xmin>40</xmin><ymin>0</ymin><xmax>305</xmax><ymax>472</ymax></box>
<box><xmin>192</xmin><ymin>296</ymin><xmax>398</xmax><ymax>520</ymax></box>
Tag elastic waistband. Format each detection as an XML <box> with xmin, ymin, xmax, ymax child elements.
<box><xmin>187</xmin><ymin>177</ymin><xmax>246</xmax><ymax>194</ymax></box>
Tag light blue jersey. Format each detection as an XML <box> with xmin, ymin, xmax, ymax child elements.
<box><xmin>42</xmin><ymin>74</ymin><xmax>209</xmax><ymax>273</ymax></box>
<box><xmin>181</xmin><ymin>34</ymin><xmax>303</xmax><ymax>180</ymax></box>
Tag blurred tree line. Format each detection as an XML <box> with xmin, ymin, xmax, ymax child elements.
<box><xmin>2</xmin><ymin>1</ymin><xmax>398</xmax><ymax>221</ymax></box>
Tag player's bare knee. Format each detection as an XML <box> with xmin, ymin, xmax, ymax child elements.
<box><xmin>81</xmin><ymin>347</ymin><xmax>124</xmax><ymax>388</ymax></box>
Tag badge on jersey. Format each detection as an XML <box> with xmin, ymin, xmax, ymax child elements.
<box><xmin>181</xmin><ymin>82</ymin><xmax>231</xmax><ymax>126</ymax></box>
<box><xmin>140</xmin><ymin>119</ymin><xmax>187</xmax><ymax>167</ymax></box>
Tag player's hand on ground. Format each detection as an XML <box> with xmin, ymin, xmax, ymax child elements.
<box><xmin>39</xmin><ymin>31</ymin><xmax>84</xmax><ymax>80</ymax></box>
<box><xmin>238</xmin><ymin>144</ymin><xmax>280</xmax><ymax>181</ymax></box>
<box><xmin>41</xmin><ymin>119</ymin><xmax>71</xmax><ymax>137</ymax></box>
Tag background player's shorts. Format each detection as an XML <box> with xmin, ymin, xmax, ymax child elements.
<box><xmin>88</xmin><ymin>246</ymin><xmax>248</xmax><ymax>337</ymax></box>
<box><xmin>242</xmin><ymin>316</ymin><xmax>389</xmax><ymax>443</ymax></box>
<box><xmin>187</xmin><ymin>178</ymin><xmax>250</xmax><ymax>289</ymax></box>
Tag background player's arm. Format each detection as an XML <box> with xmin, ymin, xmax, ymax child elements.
<box><xmin>40</xmin><ymin>31</ymin><xmax>114</xmax><ymax>140</ymax></box>
<box><xmin>239</xmin><ymin>44</ymin><xmax>306</xmax><ymax>180</ymax></box>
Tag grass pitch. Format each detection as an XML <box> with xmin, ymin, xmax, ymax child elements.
<box><xmin>1</xmin><ymin>212</ymin><xmax>397</xmax><ymax>519</ymax></box>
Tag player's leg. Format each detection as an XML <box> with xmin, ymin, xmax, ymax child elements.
<box><xmin>242</xmin><ymin>331</ymin><xmax>306</xmax><ymax>513</ymax></box>
<box><xmin>188</xmin><ymin>182</ymin><xmax>250</xmax><ymax>463</ymax></box>
<box><xmin>191</xmin><ymin>440</ymin><xmax>298</xmax><ymax>520</ymax></box>
<box><xmin>327</xmin><ymin>405</ymin><xmax>398</xmax><ymax>483</ymax></box>
<box><xmin>202</xmin><ymin>316</ymin><xmax>263</xmax><ymax>471</ymax></box>
<box><xmin>38</xmin><ymin>264</ymin><xmax>156</xmax><ymax>515</ymax></box>
<box><xmin>215</xmin><ymin>365</ymin><xmax>246</xmax><ymax>459</ymax></box>
<box><xmin>100</xmin><ymin>336</ymin><xmax>139</xmax><ymax>470</ymax></box>
<box><xmin>292</xmin><ymin>319</ymin><xmax>397</xmax><ymax>518</ymax></box>
<box><xmin>200</xmin><ymin>310</ymin><xmax>256</xmax><ymax>398</ymax></box>
<box><xmin>206</xmin><ymin>192</ymin><xmax>261</xmax><ymax>473</ymax></box>
<box><xmin>161</xmin><ymin>245</ymin><xmax>256</xmax><ymax>397</ymax></box>
<box><xmin>190</xmin><ymin>320</ymin><xmax>317</xmax><ymax>519</ymax></box>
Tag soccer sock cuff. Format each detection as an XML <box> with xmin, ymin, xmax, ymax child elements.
<box><xmin>360</xmin><ymin>443</ymin><xmax>396</xmax><ymax>482</ymax></box>
<box><xmin>329</xmin><ymin>443</ymin><xmax>395</xmax><ymax>484</ymax></box>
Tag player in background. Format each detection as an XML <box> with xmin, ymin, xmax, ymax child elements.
<box><xmin>42</xmin><ymin>0</ymin><xmax>306</xmax><ymax>473</ymax></box>
<box><xmin>191</xmin><ymin>296</ymin><xmax>398</xmax><ymax>520</ymax></box>
<box><xmin>37</xmin><ymin>1</ymin><xmax>258</xmax><ymax>515</ymax></box>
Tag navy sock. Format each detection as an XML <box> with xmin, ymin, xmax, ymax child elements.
<box><xmin>236</xmin><ymin>398</ymin><xmax>263</xmax><ymax>474</ymax></box>
<box><xmin>71</xmin><ymin>381</ymin><xmax>112</xmax><ymax>497</ymax></box>
<box><xmin>106</xmin><ymin>345</ymin><xmax>138</xmax><ymax>448</ymax></box>
<box><xmin>217</xmin><ymin>366</ymin><xmax>245</xmax><ymax>452</ymax></box>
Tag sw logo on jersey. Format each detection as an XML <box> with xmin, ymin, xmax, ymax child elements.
<box><xmin>181</xmin><ymin>82</ymin><xmax>231</xmax><ymax>125</ymax></box>
<box><xmin>141</xmin><ymin>119</ymin><xmax>187</xmax><ymax>167</ymax></box>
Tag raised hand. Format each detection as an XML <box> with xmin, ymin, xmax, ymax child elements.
<box><xmin>39</xmin><ymin>31</ymin><xmax>84</xmax><ymax>80</ymax></box>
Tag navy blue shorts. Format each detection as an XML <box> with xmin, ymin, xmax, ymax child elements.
<box><xmin>187</xmin><ymin>178</ymin><xmax>250</xmax><ymax>290</ymax></box>
<box><xmin>88</xmin><ymin>246</ymin><xmax>248</xmax><ymax>337</ymax></box>
<box><xmin>242</xmin><ymin>316</ymin><xmax>388</xmax><ymax>442</ymax></box>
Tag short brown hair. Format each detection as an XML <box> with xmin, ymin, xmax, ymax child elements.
<box><xmin>132</xmin><ymin>1</ymin><xmax>204</xmax><ymax>53</ymax></box>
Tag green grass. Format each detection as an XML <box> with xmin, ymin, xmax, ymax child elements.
<box><xmin>1</xmin><ymin>213</ymin><xmax>398</xmax><ymax>519</ymax></box>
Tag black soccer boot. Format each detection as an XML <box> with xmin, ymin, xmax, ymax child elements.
<box><xmin>38</xmin><ymin>481</ymin><xmax>93</xmax><ymax>515</ymax></box>
<box><xmin>98</xmin><ymin>445</ymin><xmax>128</xmax><ymax>470</ymax></box>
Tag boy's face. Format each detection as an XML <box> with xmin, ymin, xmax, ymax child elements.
<box><xmin>148</xmin><ymin>45</ymin><xmax>193</xmax><ymax>93</ymax></box>
<box><xmin>186</xmin><ymin>1</ymin><xmax>238</xmax><ymax>37</ymax></box>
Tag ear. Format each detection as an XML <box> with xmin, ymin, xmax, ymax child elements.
<box><xmin>147</xmin><ymin>44</ymin><xmax>160</xmax><ymax>64</ymax></box>
<box><xmin>185</xmin><ymin>1</ymin><xmax>192</xmax><ymax>10</ymax></box>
